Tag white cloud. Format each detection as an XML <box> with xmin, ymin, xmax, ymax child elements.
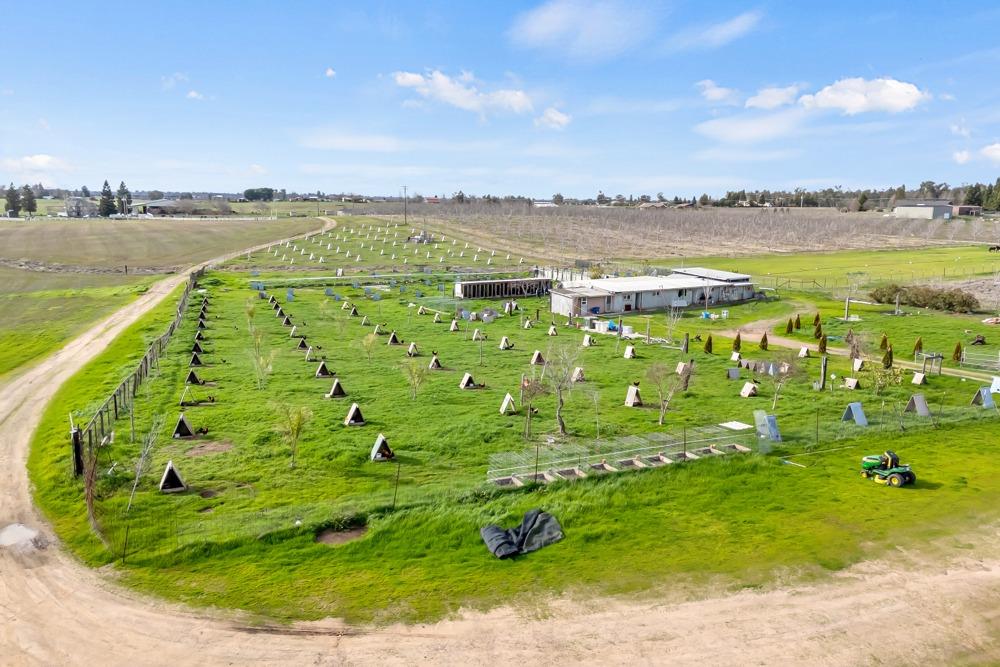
<box><xmin>949</xmin><ymin>120</ymin><xmax>970</xmax><ymax>137</ymax></box>
<box><xmin>799</xmin><ymin>77</ymin><xmax>930</xmax><ymax>115</ymax></box>
<box><xmin>534</xmin><ymin>107</ymin><xmax>572</xmax><ymax>130</ymax></box>
<box><xmin>249</xmin><ymin>163</ymin><xmax>267</xmax><ymax>175</ymax></box>
<box><xmin>952</xmin><ymin>150</ymin><xmax>971</xmax><ymax>164</ymax></box>
<box><xmin>694</xmin><ymin>108</ymin><xmax>807</xmax><ymax>144</ymax></box>
<box><xmin>392</xmin><ymin>69</ymin><xmax>533</xmax><ymax>115</ymax></box>
<box><xmin>186</xmin><ymin>90</ymin><xmax>205</xmax><ymax>100</ymax></box>
<box><xmin>0</xmin><ymin>154</ymin><xmax>72</xmax><ymax>183</ymax></box>
<box><xmin>1</xmin><ymin>154</ymin><xmax>70</xmax><ymax>171</ymax></box>
<box><xmin>508</xmin><ymin>0</ymin><xmax>649</xmax><ymax>60</ymax></box>
<box><xmin>666</xmin><ymin>10</ymin><xmax>762</xmax><ymax>52</ymax></box>
<box><xmin>981</xmin><ymin>143</ymin><xmax>1000</xmax><ymax>164</ymax></box>
<box><xmin>940</xmin><ymin>92</ymin><xmax>956</xmax><ymax>101</ymax></box>
<box><xmin>325</xmin><ymin>67</ymin><xmax>336</xmax><ymax>78</ymax></box>
<box><xmin>161</xmin><ymin>72</ymin><xmax>188</xmax><ymax>90</ymax></box>
<box><xmin>745</xmin><ymin>85</ymin><xmax>799</xmax><ymax>110</ymax></box>
<box><xmin>696</xmin><ymin>80</ymin><xmax>738</xmax><ymax>105</ymax></box>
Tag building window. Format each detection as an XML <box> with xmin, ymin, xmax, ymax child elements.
<box><xmin>677</xmin><ymin>289</ymin><xmax>687</xmax><ymax>297</ymax></box>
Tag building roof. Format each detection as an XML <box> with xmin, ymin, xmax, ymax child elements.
<box><xmin>671</xmin><ymin>267</ymin><xmax>751</xmax><ymax>283</ymax></box>
<box><xmin>894</xmin><ymin>199</ymin><xmax>952</xmax><ymax>207</ymax></box>
<box><xmin>560</xmin><ymin>274</ymin><xmax>735</xmax><ymax>295</ymax></box>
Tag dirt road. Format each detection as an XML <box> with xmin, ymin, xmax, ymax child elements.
<box><xmin>2</xmin><ymin>230</ymin><xmax>999</xmax><ymax>665</ymax></box>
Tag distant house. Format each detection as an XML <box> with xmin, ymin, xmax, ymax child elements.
<box><xmin>532</xmin><ymin>200</ymin><xmax>558</xmax><ymax>208</ymax></box>
<box><xmin>893</xmin><ymin>199</ymin><xmax>953</xmax><ymax>220</ymax></box>
<box><xmin>64</xmin><ymin>197</ymin><xmax>98</xmax><ymax>218</ymax></box>
<box><xmin>424</xmin><ymin>196</ymin><xmax>442</xmax><ymax>204</ymax></box>
<box><xmin>638</xmin><ymin>201</ymin><xmax>668</xmax><ymax>209</ymax></box>
<box><xmin>953</xmin><ymin>204</ymin><xmax>983</xmax><ymax>217</ymax></box>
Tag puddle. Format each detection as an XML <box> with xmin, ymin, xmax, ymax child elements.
<box><xmin>0</xmin><ymin>523</ymin><xmax>45</xmax><ymax>549</ymax></box>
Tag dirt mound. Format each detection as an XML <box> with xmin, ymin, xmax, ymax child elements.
<box><xmin>185</xmin><ymin>441</ymin><xmax>233</xmax><ymax>457</ymax></box>
<box><xmin>315</xmin><ymin>526</ymin><xmax>367</xmax><ymax>545</ymax></box>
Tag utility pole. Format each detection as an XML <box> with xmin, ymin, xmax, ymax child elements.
<box><xmin>402</xmin><ymin>185</ymin><xmax>408</xmax><ymax>228</ymax></box>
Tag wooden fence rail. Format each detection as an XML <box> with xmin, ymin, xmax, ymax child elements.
<box><xmin>71</xmin><ymin>268</ymin><xmax>206</xmax><ymax>475</ymax></box>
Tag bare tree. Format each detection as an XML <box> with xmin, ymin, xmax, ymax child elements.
<box><xmin>275</xmin><ymin>405</ymin><xmax>312</xmax><ymax>468</ymax></box>
<box><xmin>664</xmin><ymin>306</ymin><xmax>682</xmax><ymax>344</ymax></box>
<box><xmin>521</xmin><ymin>378</ymin><xmax>547</xmax><ymax>439</ymax></box>
<box><xmin>646</xmin><ymin>361</ymin><xmax>692</xmax><ymax>425</ymax></box>
<box><xmin>126</xmin><ymin>415</ymin><xmax>164</xmax><ymax>512</ymax></box>
<box><xmin>767</xmin><ymin>353</ymin><xmax>804</xmax><ymax>410</ymax></box>
<box><xmin>542</xmin><ymin>343</ymin><xmax>580</xmax><ymax>435</ymax></box>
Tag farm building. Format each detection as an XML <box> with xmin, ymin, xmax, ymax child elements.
<box><xmin>550</xmin><ymin>268</ymin><xmax>755</xmax><ymax>317</ymax></box>
<box><xmin>63</xmin><ymin>197</ymin><xmax>98</xmax><ymax>218</ymax></box>
<box><xmin>454</xmin><ymin>277</ymin><xmax>552</xmax><ymax>299</ymax></box>
<box><xmin>893</xmin><ymin>199</ymin><xmax>953</xmax><ymax>220</ymax></box>
<box><xmin>953</xmin><ymin>204</ymin><xmax>982</xmax><ymax>216</ymax></box>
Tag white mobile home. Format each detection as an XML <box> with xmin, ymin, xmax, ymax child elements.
<box><xmin>550</xmin><ymin>268</ymin><xmax>754</xmax><ymax>317</ymax></box>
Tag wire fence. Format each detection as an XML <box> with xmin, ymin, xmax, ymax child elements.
<box><xmin>72</xmin><ymin>269</ymin><xmax>206</xmax><ymax>471</ymax></box>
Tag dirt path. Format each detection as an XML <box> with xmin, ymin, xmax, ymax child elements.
<box><xmin>2</xmin><ymin>229</ymin><xmax>999</xmax><ymax>665</ymax></box>
<box><xmin>719</xmin><ymin>315</ymin><xmax>996</xmax><ymax>382</ymax></box>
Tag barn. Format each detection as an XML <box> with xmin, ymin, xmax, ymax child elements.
<box><xmin>550</xmin><ymin>268</ymin><xmax>755</xmax><ymax>317</ymax></box>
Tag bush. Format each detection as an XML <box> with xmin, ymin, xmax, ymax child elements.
<box><xmin>759</xmin><ymin>332</ymin><xmax>768</xmax><ymax>351</ymax></box>
<box><xmin>703</xmin><ymin>335</ymin><xmax>713</xmax><ymax>354</ymax></box>
<box><xmin>818</xmin><ymin>335</ymin><xmax>828</xmax><ymax>354</ymax></box>
<box><xmin>732</xmin><ymin>332</ymin><xmax>741</xmax><ymax>352</ymax></box>
<box><xmin>870</xmin><ymin>283</ymin><xmax>980</xmax><ymax>313</ymax></box>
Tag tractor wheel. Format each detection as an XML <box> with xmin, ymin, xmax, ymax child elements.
<box><xmin>905</xmin><ymin>472</ymin><xmax>916</xmax><ymax>485</ymax></box>
<box><xmin>888</xmin><ymin>473</ymin><xmax>904</xmax><ymax>488</ymax></box>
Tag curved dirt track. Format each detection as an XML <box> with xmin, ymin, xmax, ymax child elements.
<box><xmin>2</xmin><ymin>225</ymin><xmax>999</xmax><ymax>666</ymax></box>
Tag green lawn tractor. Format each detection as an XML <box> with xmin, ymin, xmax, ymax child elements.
<box><xmin>860</xmin><ymin>450</ymin><xmax>915</xmax><ymax>487</ymax></box>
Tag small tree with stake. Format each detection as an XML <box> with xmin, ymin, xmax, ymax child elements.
<box><xmin>275</xmin><ymin>405</ymin><xmax>311</xmax><ymax>469</ymax></box>
<box><xmin>400</xmin><ymin>359</ymin><xmax>427</xmax><ymax>400</ymax></box>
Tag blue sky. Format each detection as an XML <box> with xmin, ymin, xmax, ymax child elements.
<box><xmin>2</xmin><ymin>1</ymin><xmax>1000</xmax><ymax>197</ymax></box>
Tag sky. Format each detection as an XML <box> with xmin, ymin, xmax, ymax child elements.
<box><xmin>2</xmin><ymin>0</ymin><xmax>1000</xmax><ymax>198</ymax></box>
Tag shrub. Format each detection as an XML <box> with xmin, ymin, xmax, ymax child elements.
<box><xmin>870</xmin><ymin>283</ymin><xmax>979</xmax><ymax>313</ymax></box>
<box><xmin>732</xmin><ymin>332</ymin><xmax>741</xmax><ymax>352</ymax></box>
<box><xmin>882</xmin><ymin>345</ymin><xmax>893</xmax><ymax>369</ymax></box>
<box><xmin>785</xmin><ymin>319</ymin><xmax>793</xmax><ymax>335</ymax></box>
<box><xmin>813</xmin><ymin>313</ymin><xmax>821</xmax><ymax>326</ymax></box>
<box><xmin>879</xmin><ymin>333</ymin><xmax>888</xmax><ymax>350</ymax></box>
<box><xmin>794</xmin><ymin>314</ymin><xmax>801</xmax><ymax>330</ymax></box>
<box><xmin>759</xmin><ymin>332</ymin><xmax>768</xmax><ymax>351</ymax></box>
<box><xmin>813</xmin><ymin>323</ymin><xmax>823</xmax><ymax>339</ymax></box>
<box><xmin>703</xmin><ymin>335</ymin><xmax>713</xmax><ymax>354</ymax></box>
<box><xmin>913</xmin><ymin>336</ymin><xmax>923</xmax><ymax>356</ymax></box>
<box><xmin>818</xmin><ymin>334</ymin><xmax>828</xmax><ymax>354</ymax></box>
<box><xmin>953</xmin><ymin>341</ymin><xmax>963</xmax><ymax>362</ymax></box>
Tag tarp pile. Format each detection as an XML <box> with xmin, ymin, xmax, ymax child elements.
<box><xmin>480</xmin><ymin>509</ymin><xmax>563</xmax><ymax>559</ymax></box>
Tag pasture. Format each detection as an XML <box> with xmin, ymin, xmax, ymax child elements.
<box><xmin>28</xmin><ymin>220</ymin><xmax>1000</xmax><ymax>623</ymax></box>
<box><xmin>0</xmin><ymin>216</ymin><xmax>325</xmax><ymax>377</ymax></box>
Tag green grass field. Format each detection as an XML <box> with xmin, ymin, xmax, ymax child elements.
<box><xmin>0</xmin><ymin>216</ymin><xmax>326</xmax><ymax>378</ymax></box>
<box><xmin>651</xmin><ymin>245</ymin><xmax>1000</xmax><ymax>287</ymax></box>
<box><xmin>29</xmin><ymin>254</ymin><xmax>1000</xmax><ymax>623</ymax></box>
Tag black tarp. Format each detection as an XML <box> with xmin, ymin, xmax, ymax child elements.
<box><xmin>480</xmin><ymin>509</ymin><xmax>563</xmax><ymax>559</ymax></box>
